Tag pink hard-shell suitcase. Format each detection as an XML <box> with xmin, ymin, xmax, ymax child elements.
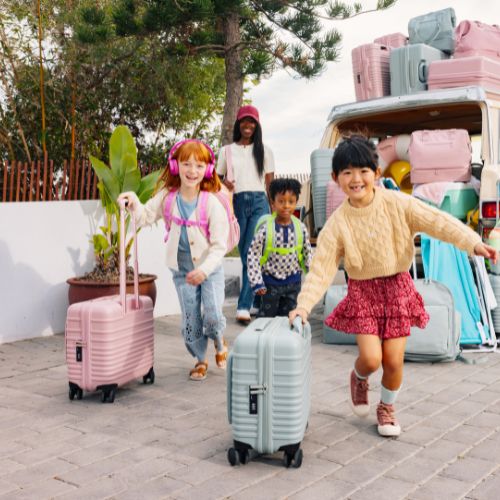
<box><xmin>65</xmin><ymin>204</ymin><xmax>155</xmax><ymax>403</ymax></box>
<box><xmin>352</xmin><ymin>43</ymin><xmax>391</xmax><ymax>101</ymax></box>
<box><xmin>373</xmin><ymin>32</ymin><xmax>408</xmax><ymax>49</ymax></box>
<box><xmin>325</xmin><ymin>180</ymin><xmax>346</xmax><ymax>218</ymax></box>
<box><xmin>409</xmin><ymin>129</ymin><xmax>471</xmax><ymax>184</ymax></box>
<box><xmin>454</xmin><ymin>21</ymin><xmax>500</xmax><ymax>60</ymax></box>
<box><xmin>427</xmin><ymin>57</ymin><xmax>500</xmax><ymax>96</ymax></box>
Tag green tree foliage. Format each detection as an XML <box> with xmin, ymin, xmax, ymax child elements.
<box><xmin>103</xmin><ymin>0</ymin><xmax>398</xmax><ymax>143</ymax></box>
<box><xmin>0</xmin><ymin>0</ymin><xmax>227</xmax><ymax>164</ymax></box>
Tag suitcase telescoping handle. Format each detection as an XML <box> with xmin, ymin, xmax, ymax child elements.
<box><xmin>118</xmin><ymin>199</ymin><xmax>140</xmax><ymax>314</ymax></box>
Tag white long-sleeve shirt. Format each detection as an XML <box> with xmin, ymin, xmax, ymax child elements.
<box><xmin>129</xmin><ymin>188</ymin><xmax>229</xmax><ymax>276</ymax></box>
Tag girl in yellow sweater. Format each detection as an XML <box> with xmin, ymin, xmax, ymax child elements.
<box><xmin>289</xmin><ymin>135</ymin><xmax>497</xmax><ymax>437</ymax></box>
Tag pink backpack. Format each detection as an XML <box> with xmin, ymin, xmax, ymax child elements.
<box><xmin>163</xmin><ymin>189</ymin><xmax>240</xmax><ymax>253</ymax></box>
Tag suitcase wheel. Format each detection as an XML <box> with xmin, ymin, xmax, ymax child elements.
<box><xmin>98</xmin><ymin>384</ymin><xmax>118</xmax><ymax>403</ymax></box>
<box><xmin>68</xmin><ymin>383</ymin><xmax>83</xmax><ymax>401</ymax></box>
<box><xmin>227</xmin><ymin>447</ymin><xmax>250</xmax><ymax>466</ymax></box>
<box><xmin>143</xmin><ymin>367</ymin><xmax>155</xmax><ymax>384</ymax></box>
<box><xmin>227</xmin><ymin>447</ymin><xmax>240</xmax><ymax>466</ymax></box>
<box><xmin>283</xmin><ymin>448</ymin><xmax>303</xmax><ymax>468</ymax></box>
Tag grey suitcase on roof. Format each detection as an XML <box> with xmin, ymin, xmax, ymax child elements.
<box><xmin>227</xmin><ymin>317</ymin><xmax>311</xmax><ymax>467</ymax></box>
<box><xmin>408</xmin><ymin>8</ymin><xmax>456</xmax><ymax>54</ymax></box>
<box><xmin>310</xmin><ymin>148</ymin><xmax>334</xmax><ymax>233</ymax></box>
<box><xmin>390</xmin><ymin>43</ymin><xmax>447</xmax><ymax>96</ymax></box>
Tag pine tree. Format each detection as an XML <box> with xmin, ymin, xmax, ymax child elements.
<box><xmin>94</xmin><ymin>0</ymin><xmax>398</xmax><ymax>143</ymax></box>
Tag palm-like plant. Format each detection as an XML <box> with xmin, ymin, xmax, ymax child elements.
<box><xmin>83</xmin><ymin>125</ymin><xmax>161</xmax><ymax>281</ymax></box>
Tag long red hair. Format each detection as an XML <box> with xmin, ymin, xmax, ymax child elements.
<box><xmin>156</xmin><ymin>140</ymin><xmax>222</xmax><ymax>193</ymax></box>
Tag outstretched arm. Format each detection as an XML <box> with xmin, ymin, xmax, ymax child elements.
<box><xmin>474</xmin><ymin>242</ymin><xmax>498</xmax><ymax>263</ymax></box>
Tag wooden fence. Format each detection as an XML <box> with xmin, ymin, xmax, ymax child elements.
<box><xmin>1</xmin><ymin>156</ymin><xmax>310</xmax><ymax>203</ymax></box>
<box><xmin>0</xmin><ymin>155</ymin><xmax>161</xmax><ymax>202</ymax></box>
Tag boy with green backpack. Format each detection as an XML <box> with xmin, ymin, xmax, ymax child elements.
<box><xmin>247</xmin><ymin>178</ymin><xmax>313</xmax><ymax>317</ymax></box>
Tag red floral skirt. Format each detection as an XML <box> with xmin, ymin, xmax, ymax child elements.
<box><xmin>325</xmin><ymin>271</ymin><xmax>429</xmax><ymax>340</ymax></box>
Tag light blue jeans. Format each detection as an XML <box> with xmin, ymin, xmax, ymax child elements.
<box><xmin>171</xmin><ymin>251</ymin><xmax>226</xmax><ymax>361</ymax></box>
<box><xmin>233</xmin><ymin>191</ymin><xmax>270</xmax><ymax>310</ymax></box>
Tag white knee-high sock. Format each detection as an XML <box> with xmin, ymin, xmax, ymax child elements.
<box><xmin>380</xmin><ymin>384</ymin><xmax>401</xmax><ymax>405</ymax></box>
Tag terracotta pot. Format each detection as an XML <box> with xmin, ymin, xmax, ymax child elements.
<box><xmin>66</xmin><ymin>274</ymin><xmax>157</xmax><ymax>307</ymax></box>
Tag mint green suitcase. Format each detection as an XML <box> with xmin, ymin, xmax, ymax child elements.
<box><xmin>227</xmin><ymin>317</ymin><xmax>311</xmax><ymax>468</ymax></box>
<box><xmin>439</xmin><ymin>186</ymin><xmax>478</xmax><ymax>220</ymax></box>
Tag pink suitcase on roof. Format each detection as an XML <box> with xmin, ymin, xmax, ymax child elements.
<box><xmin>409</xmin><ymin>129</ymin><xmax>472</xmax><ymax>184</ymax></box>
<box><xmin>65</xmin><ymin>204</ymin><xmax>155</xmax><ymax>403</ymax></box>
<box><xmin>352</xmin><ymin>43</ymin><xmax>391</xmax><ymax>101</ymax></box>
<box><xmin>455</xmin><ymin>20</ymin><xmax>500</xmax><ymax>60</ymax></box>
<box><xmin>326</xmin><ymin>180</ymin><xmax>346</xmax><ymax>218</ymax></box>
<box><xmin>427</xmin><ymin>56</ymin><xmax>500</xmax><ymax>96</ymax></box>
<box><xmin>373</xmin><ymin>32</ymin><xmax>408</xmax><ymax>49</ymax></box>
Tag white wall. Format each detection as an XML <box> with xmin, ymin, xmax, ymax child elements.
<box><xmin>0</xmin><ymin>200</ymin><xmax>180</xmax><ymax>344</ymax></box>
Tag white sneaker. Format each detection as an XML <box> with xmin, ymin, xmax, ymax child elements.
<box><xmin>250</xmin><ymin>306</ymin><xmax>260</xmax><ymax>316</ymax></box>
<box><xmin>376</xmin><ymin>402</ymin><xmax>401</xmax><ymax>437</ymax></box>
<box><xmin>236</xmin><ymin>309</ymin><xmax>251</xmax><ymax>323</ymax></box>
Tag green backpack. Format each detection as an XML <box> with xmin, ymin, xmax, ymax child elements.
<box><xmin>254</xmin><ymin>213</ymin><xmax>306</xmax><ymax>272</ymax></box>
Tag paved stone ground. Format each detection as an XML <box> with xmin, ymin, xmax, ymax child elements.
<box><xmin>1</xmin><ymin>300</ymin><xmax>500</xmax><ymax>500</ymax></box>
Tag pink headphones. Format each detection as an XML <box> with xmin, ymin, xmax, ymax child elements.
<box><xmin>168</xmin><ymin>139</ymin><xmax>216</xmax><ymax>179</ymax></box>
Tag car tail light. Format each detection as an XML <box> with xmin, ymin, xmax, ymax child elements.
<box><xmin>483</xmin><ymin>226</ymin><xmax>493</xmax><ymax>240</ymax></box>
<box><xmin>481</xmin><ymin>201</ymin><xmax>499</xmax><ymax>219</ymax></box>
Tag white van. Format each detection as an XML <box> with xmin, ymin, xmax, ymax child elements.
<box><xmin>316</xmin><ymin>86</ymin><xmax>500</xmax><ymax>239</ymax></box>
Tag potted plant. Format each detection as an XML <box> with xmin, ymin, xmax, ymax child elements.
<box><xmin>67</xmin><ymin>125</ymin><xmax>162</xmax><ymax>305</ymax></box>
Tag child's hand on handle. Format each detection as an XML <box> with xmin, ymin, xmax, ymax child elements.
<box><xmin>117</xmin><ymin>192</ymin><xmax>140</xmax><ymax>212</ymax></box>
<box><xmin>186</xmin><ymin>269</ymin><xmax>207</xmax><ymax>286</ymax></box>
<box><xmin>474</xmin><ymin>242</ymin><xmax>498</xmax><ymax>264</ymax></box>
<box><xmin>255</xmin><ymin>288</ymin><xmax>267</xmax><ymax>296</ymax></box>
<box><xmin>289</xmin><ymin>307</ymin><xmax>309</xmax><ymax>325</ymax></box>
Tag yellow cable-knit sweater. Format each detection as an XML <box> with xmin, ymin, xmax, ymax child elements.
<box><xmin>297</xmin><ymin>187</ymin><xmax>482</xmax><ymax>314</ymax></box>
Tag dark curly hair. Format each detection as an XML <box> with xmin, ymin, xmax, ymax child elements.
<box><xmin>269</xmin><ymin>178</ymin><xmax>302</xmax><ymax>201</ymax></box>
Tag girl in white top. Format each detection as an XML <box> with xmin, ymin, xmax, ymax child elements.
<box><xmin>118</xmin><ymin>139</ymin><xmax>229</xmax><ymax>382</ymax></box>
<box><xmin>216</xmin><ymin>105</ymin><xmax>275</xmax><ymax>323</ymax></box>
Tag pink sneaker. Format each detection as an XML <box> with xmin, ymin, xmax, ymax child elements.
<box><xmin>349</xmin><ymin>370</ymin><xmax>369</xmax><ymax>417</ymax></box>
<box><xmin>376</xmin><ymin>402</ymin><xmax>401</xmax><ymax>437</ymax></box>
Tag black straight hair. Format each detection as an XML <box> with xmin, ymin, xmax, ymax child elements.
<box><xmin>232</xmin><ymin>118</ymin><xmax>265</xmax><ymax>178</ymax></box>
<box><xmin>269</xmin><ymin>178</ymin><xmax>302</xmax><ymax>201</ymax></box>
<box><xmin>331</xmin><ymin>135</ymin><xmax>379</xmax><ymax>176</ymax></box>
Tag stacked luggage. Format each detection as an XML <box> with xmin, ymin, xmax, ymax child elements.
<box><xmin>351</xmin><ymin>8</ymin><xmax>500</xmax><ymax>101</ymax></box>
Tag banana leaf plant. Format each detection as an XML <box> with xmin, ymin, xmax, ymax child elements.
<box><xmin>84</xmin><ymin>125</ymin><xmax>162</xmax><ymax>281</ymax></box>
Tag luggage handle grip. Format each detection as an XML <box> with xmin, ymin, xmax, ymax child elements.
<box><xmin>418</xmin><ymin>60</ymin><xmax>427</xmax><ymax>83</ymax></box>
<box><xmin>118</xmin><ymin>199</ymin><xmax>140</xmax><ymax>314</ymax></box>
<box><xmin>414</xmin><ymin>20</ymin><xmax>441</xmax><ymax>43</ymax></box>
<box><xmin>291</xmin><ymin>316</ymin><xmax>307</xmax><ymax>338</ymax></box>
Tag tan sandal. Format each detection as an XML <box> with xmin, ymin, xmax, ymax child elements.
<box><xmin>189</xmin><ymin>361</ymin><xmax>208</xmax><ymax>381</ymax></box>
<box><xmin>215</xmin><ymin>340</ymin><xmax>228</xmax><ymax>370</ymax></box>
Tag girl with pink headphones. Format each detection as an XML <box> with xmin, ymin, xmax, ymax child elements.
<box><xmin>118</xmin><ymin>139</ymin><xmax>229</xmax><ymax>381</ymax></box>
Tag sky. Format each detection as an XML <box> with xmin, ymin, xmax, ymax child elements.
<box><xmin>247</xmin><ymin>0</ymin><xmax>500</xmax><ymax>174</ymax></box>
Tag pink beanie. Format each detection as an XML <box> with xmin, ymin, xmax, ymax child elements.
<box><xmin>237</xmin><ymin>105</ymin><xmax>260</xmax><ymax>123</ymax></box>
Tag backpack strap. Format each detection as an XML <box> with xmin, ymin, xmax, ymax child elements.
<box><xmin>196</xmin><ymin>190</ymin><xmax>210</xmax><ymax>240</ymax></box>
<box><xmin>225</xmin><ymin>145</ymin><xmax>235</xmax><ymax>183</ymax></box>
<box><xmin>291</xmin><ymin>216</ymin><xmax>306</xmax><ymax>272</ymax></box>
<box><xmin>163</xmin><ymin>189</ymin><xmax>178</xmax><ymax>242</ymax></box>
<box><xmin>259</xmin><ymin>214</ymin><xmax>277</xmax><ymax>267</ymax></box>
